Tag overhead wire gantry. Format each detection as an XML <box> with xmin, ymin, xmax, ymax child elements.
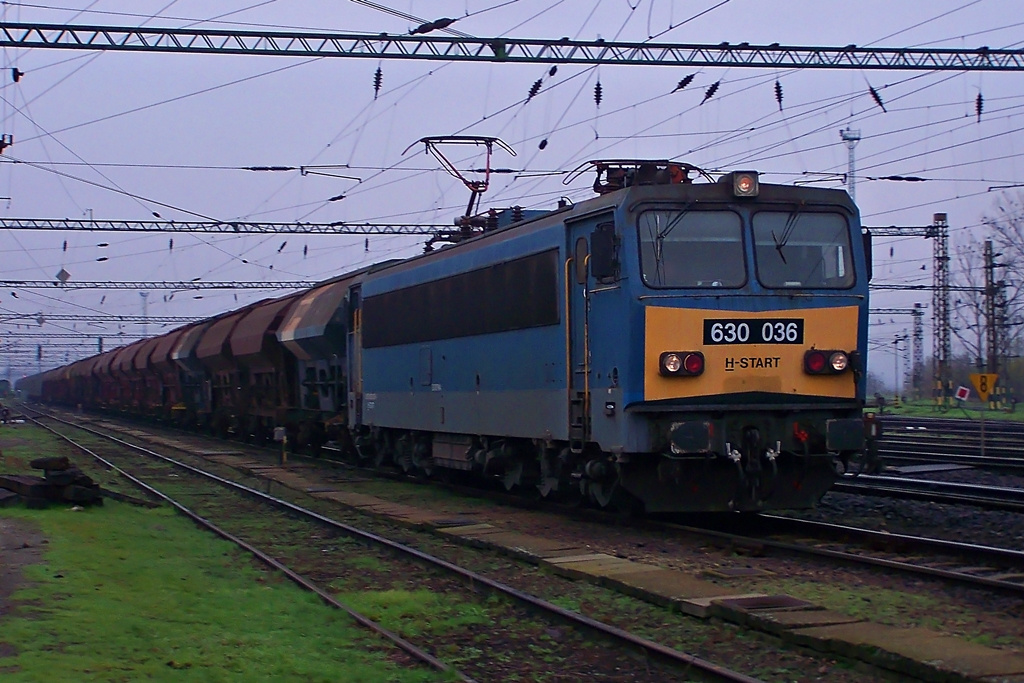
<box><xmin>866</xmin><ymin>214</ymin><xmax>953</xmax><ymax>404</ymax></box>
<box><xmin>1</xmin><ymin>23</ymin><xmax>1022</xmax><ymax>70</ymax></box>
<box><xmin>0</xmin><ymin>280</ymin><xmax>317</xmax><ymax>290</ymax></box>
<box><xmin>0</xmin><ymin>218</ymin><xmax>447</xmax><ymax>235</ymax></box>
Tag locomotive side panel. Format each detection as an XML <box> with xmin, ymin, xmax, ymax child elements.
<box><xmin>360</xmin><ymin>241</ymin><xmax>568</xmax><ymax>440</ymax></box>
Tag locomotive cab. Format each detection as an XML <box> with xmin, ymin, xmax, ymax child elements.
<box><xmin>569</xmin><ymin>162</ymin><xmax>870</xmax><ymax>512</ymax></box>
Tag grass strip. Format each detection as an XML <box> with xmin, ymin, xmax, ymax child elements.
<box><xmin>0</xmin><ymin>502</ymin><xmax>447</xmax><ymax>682</ymax></box>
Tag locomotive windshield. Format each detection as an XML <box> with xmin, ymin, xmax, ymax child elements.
<box><xmin>638</xmin><ymin>209</ymin><xmax>745</xmax><ymax>288</ymax></box>
<box><xmin>752</xmin><ymin>211</ymin><xmax>854</xmax><ymax>289</ymax></box>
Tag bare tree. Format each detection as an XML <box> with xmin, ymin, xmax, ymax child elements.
<box><xmin>982</xmin><ymin>192</ymin><xmax>1024</xmax><ymax>360</ymax></box>
<box><xmin>949</xmin><ymin>238</ymin><xmax>986</xmax><ymax>367</ymax></box>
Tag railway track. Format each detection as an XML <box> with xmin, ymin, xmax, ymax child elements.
<box><xmin>23</xmin><ymin>408</ymin><xmax>765</xmax><ymax>683</ymax></box>
<box><xmin>35</xmin><ymin>407</ymin><xmax>1024</xmax><ymax>600</ymax></box>
<box><xmin>39</xmin><ymin>407</ymin><xmax>1024</xmax><ymax>599</ymax></box>
<box><xmin>834</xmin><ymin>473</ymin><xmax>1024</xmax><ymax>512</ymax></box>
<box><xmin>878</xmin><ymin>415</ymin><xmax>1024</xmax><ymax>470</ymax></box>
<box><xmin>667</xmin><ymin>514</ymin><xmax>1024</xmax><ymax>597</ymax></box>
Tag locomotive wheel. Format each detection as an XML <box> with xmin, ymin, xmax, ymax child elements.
<box><xmin>501</xmin><ymin>457</ymin><xmax>524</xmax><ymax>491</ymax></box>
<box><xmin>395</xmin><ymin>434</ymin><xmax>414</xmax><ymax>473</ymax></box>
<box><xmin>411</xmin><ymin>441</ymin><xmax>434</xmax><ymax>478</ymax></box>
<box><xmin>372</xmin><ymin>432</ymin><xmax>392</xmax><ymax>469</ymax></box>
<box><xmin>585</xmin><ymin>477</ymin><xmax>619</xmax><ymax>508</ymax></box>
<box><xmin>538</xmin><ymin>447</ymin><xmax>577</xmax><ymax>501</ymax></box>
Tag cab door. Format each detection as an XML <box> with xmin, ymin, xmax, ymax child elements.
<box><xmin>566</xmin><ymin>232</ymin><xmax>590</xmax><ymax>452</ymax></box>
<box><xmin>566</xmin><ymin>215</ymin><xmax>617</xmax><ymax>452</ymax></box>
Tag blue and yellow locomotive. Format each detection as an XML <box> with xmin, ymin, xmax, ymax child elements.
<box><xmin>355</xmin><ymin>160</ymin><xmax>870</xmax><ymax>512</ymax></box>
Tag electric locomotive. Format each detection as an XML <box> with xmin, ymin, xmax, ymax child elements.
<box><xmin>354</xmin><ymin>160</ymin><xmax>870</xmax><ymax>512</ymax></box>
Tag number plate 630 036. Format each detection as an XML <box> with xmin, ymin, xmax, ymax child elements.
<box><xmin>703</xmin><ymin>318</ymin><xmax>804</xmax><ymax>345</ymax></box>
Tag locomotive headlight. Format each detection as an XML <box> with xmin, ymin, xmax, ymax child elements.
<box><xmin>804</xmin><ymin>349</ymin><xmax>850</xmax><ymax>375</ymax></box>
<box><xmin>732</xmin><ymin>171</ymin><xmax>759</xmax><ymax>197</ymax></box>
<box><xmin>659</xmin><ymin>351</ymin><xmax>705</xmax><ymax>376</ymax></box>
<box><xmin>661</xmin><ymin>353</ymin><xmax>682</xmax><ymax>374</ymax></box>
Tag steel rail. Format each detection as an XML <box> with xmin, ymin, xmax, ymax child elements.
<box><xmin>2</xmin><ymin>22</ymin><xmax>1023</xmax><ymax>71</ymax></box>
<box><xmin>29</xmin><ymin>409</ymin><xmax>764</xmax><ymax>683</ymax></box>
<box><xmin>22</xmin><ymin>412</ymin><xmax>473</xmax><ymax>683</ymax></box>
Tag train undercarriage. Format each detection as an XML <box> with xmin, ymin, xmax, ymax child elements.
<box><xmin>344</xmin><ymin>414</ymin><xmax>867</xmax><ymax>513</ymax></box>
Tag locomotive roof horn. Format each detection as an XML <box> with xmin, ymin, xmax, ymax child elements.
<box><xmin>563</xmin><ymin>159</ymin><xmax>714</xmax><ymax>195</ymax></box>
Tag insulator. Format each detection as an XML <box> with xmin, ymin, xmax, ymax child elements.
<box><xmin>700</xmin><ymin>80</ymin><xmax>720</xmax><ymax>105</ymax></box>
<box><xmin>527</xmin><ymin>78</ymin><xmax>542</xmax><ymax>101</ymax></box>
<box><xmin>869</xmin><ymin>85</ymin><xmax>887</xmax><ymax>113</ymax></box>
<box><xmin>539</xmin><ymin>138</ymin><xmax>548</xmax><ymax>150</ymax></box>
<box><xmin>62</xmin><ymin>240</ymin><xmax>67</xmax><ymax>252</ymax></box>
<box><xmin>11</xmin><ymin>68</ymin><xmax>22</xmax><ymax>83</ymax></box>
<box><xmin>594</xmin><ymin>81</ymin><xmax>603</xmax><ymax>107</ymax></box>
<box><xmin>976</xmin><ymin>92</ymin><xmax>984</xmax><ymax>122</ymax></box>
<box><xmin>548</xmin><ymin>66</ymin><xmax>557</xmax><ymax>77</ymax></box>
<box><xmin>169</xmin><ymin>238</ymin><xmax>174</xmax><ymax>252</ymax></box>
<box><xmin>278</xmin><ymin>241</ymin><xmax>287</xmax><ymax>253</ymax></box>
<box><xmin>410</xmin><ymin>17</ymin><xmax>455</xmax><ymax>35</ymax></box>
<box><xmin>673</xmin><ymin>74</ymin><xmax>695</xmax><ymax>92</ymax></box>
<box><xmin>373</xmin><ymin>66</ymin><xmax>383</xmax><ymax>99</ymax></box>
<box><xmin>775</xmin><ymin>80</ymin><xmax>783</xmax><ymax>111</ymax></box>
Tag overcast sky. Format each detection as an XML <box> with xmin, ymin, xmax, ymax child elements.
<box><xmin>1</xmin><ymin>1</ymin><xmax>1021</xmax><ymax>383</ymax></box>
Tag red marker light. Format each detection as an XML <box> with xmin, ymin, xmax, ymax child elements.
<box><xmin>683</xmin><ymin>353</ymin><xmax>704</xmax><ymax>374</ymax></box>
<box><xmin>805</xmin><ymin>351</ymin><xmax>827</xmax><ymax>374</ymax></box>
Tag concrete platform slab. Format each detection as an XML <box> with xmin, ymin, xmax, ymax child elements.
<box><xmin>324</xmin><ymin>492</ymin><xmax>397</xmax><ymax>507</ymax></box>
<box><xmin>431</xmin><ymin>517</ymin><xmax>480</xmax><ymax>528</ymax></box>
<box><xmin>790</xmin><ymin>622</ymin><xmax>1024</xmax><ymax>680</ymax></box>
<box><xmin>437</xmin><ymin>523</ymin><xmax>496</xmax><ymax>535</ymax></box>
<box><xmin>458</xmin><ymin>531</ymin><xmax>581</xmax><ymax>556</ymax></box>
<box><xmin>679</xmin><ymin>593</ymin><xmax>771</xmax><ymax>618</ymax></box>
<box><xmin>547</xmin><ymin>557</ymin><xmax>641</xmax><ymax>579</ymax></box>
<box><xmin>548</xmin><ymin>553</ymin><xmax>618</xmax><ymax>565</ymax></box>
<box><xmin>724</xmin><ymin>608</ymin><xmax>864</xmax><ymax>636</ymax></box>
<box><xmin>713</xmin><ymin>595</ymin><xmax>816</xmax><ymax>611</ymax></box>
<box><xmin>702</xmin><ymin>567</ymin><xmax>773</xmax><ymax>578</ymax></box>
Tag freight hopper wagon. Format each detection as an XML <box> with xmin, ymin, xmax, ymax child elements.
<box><xmin>354</xmin><ymin>163</ymin><xmax>871</xmax><ymax>512</ymax></box>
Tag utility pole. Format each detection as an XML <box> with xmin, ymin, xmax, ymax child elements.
<box><xmin>140</xmin><ymin>291</ymin><xmax>150</xmax><ymax>337</ymax></box>
<box><xmin>840</xmin><ymin>127</ymin><xmax>861</xmax><ymax>203</ymax></box>
<box><xmin>984</xmin><ymin>240</ymin><xmax>1004</xmax><ymax>376</ymax></box>
<box><xmin>912</xmin><ymin>303</ymin><xmax>924</xmax><ymax>399</ymax></box>
<box><xmin>893</xmin><ymin>334</ymin><xmax>907</xmax><ymax>405</ymax></box>
<box><xmin>931</xmin><ymin>213</ymin><xmax>951</xmax><ymax>407</ymax></box>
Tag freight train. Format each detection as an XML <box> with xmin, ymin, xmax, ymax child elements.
<box><xmin>19</xmin><ymin>160</ymin><xmax>872</xmax><ymax>513</ymax></box>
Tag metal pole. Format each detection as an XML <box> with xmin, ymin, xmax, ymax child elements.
<box><xmin>893</xmin><ymin>336</ymin><xmax>900</xmax><ymax>406</ymax></box>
